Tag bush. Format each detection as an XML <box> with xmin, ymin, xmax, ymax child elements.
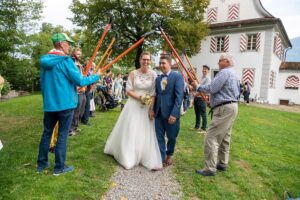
<box><xmin>1</xmin><ymin>81</ymin><xmax>11</xmax><ymax>96</ymax></box>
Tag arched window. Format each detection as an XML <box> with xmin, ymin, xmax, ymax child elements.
<box><xmin>285</xmin><ymin>75</ymin><xmax>299</xmax><ymax>90</ymax></box>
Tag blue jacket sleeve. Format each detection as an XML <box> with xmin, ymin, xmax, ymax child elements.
<box><xmin>171</xmin><ymin>74</ymin><xmax>184</xmax><ymax>118</ymax></box>
<box><xmin>61</xmin><ymin>57</ymin><xmax>100</xmax><ymax>86</ymax></box>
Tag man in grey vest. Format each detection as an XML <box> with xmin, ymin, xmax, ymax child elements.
<box><xmin>192</xmin><ymin>53</ymin><xmax>240</xmax><ymax>176</ymax></box>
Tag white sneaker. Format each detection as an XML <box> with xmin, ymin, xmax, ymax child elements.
<box><xmin>68</xmin><ymin>131</ymin><xmax>76</xmax><ymax>136</ymax></box>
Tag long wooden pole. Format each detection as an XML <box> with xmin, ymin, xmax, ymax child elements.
<box><xmin>184</xmin><ymin>53</ymin><xmax>199</xmax><ymax>82</ymax></box>
<box><xmin>171</xmin><ymin>53</ymin><xmax>188</xmax><ymax>83</ymax></box>
<box><xmin>84</xmin><ymin>17</ymin><xmax>113</xmax><ymax>76</ymax></box>
<box><xmin>159</xmin><ymin>27</ymin><xmax>208</xmax><ymax>104</ymax></box>
<box><xmin>101</xmin><ymin>49</ymin><xmax>112</xmax><ymax>69</ymax></box>
<box><xmin>100</xmin><ymin>38</ymin><xmax>145</xmax><ymax>72</ymax></box>
<box><xmin>100</xmin><ymin>30</ymin><xmax>156</xmax><ymax>72</ymax></box>
<box><xmin>94</xmin><ymin>37</ymin><xmax>116</xmax><ymax>73</ymax></box>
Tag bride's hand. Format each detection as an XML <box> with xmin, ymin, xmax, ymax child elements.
<box><xmin>149</xmin><ymin>110</ymin><xmax>155</xmax><ymax>120</ymax></box>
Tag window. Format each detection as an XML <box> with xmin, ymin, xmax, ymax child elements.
<box><xmin>285</xmin><ymin>75</ymin><xmax>299</xmax><ymax>90</ymax></box>
<box><xmin>247</xmin><ymin>34</ymin><xmax>257</xmax><ymax>51</ymax></box>
<box><xmin>216</xmin><ymin>37</ymin><xmax>225</xmax><ymax>52</ymax></box>
<box><xmin>211</xmin><ymin>36</ymin><xmax>229</xmax><ymax>53</ymax></box>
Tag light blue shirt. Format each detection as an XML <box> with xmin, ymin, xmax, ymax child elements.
<box><xmin>196</xmin><ymin>66</ymin><xmax>240</xmax><ymax>108</ymax></box>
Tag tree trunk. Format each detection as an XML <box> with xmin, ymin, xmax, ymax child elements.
<box><xmin>135</xmin><ymin>43</ymin><xmax>143</xmax><ymax>69</ymax></box>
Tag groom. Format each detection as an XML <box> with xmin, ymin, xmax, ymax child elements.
<box><xmin>151</xmin><ymin>54</ymin><xmax>184</xmax><ymax>166</ymax></box>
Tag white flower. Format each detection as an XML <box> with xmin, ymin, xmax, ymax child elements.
<box><xmin>162</xmin><ymin>79</ymin><xmax>168</xmax><ymax>90</ymax></box>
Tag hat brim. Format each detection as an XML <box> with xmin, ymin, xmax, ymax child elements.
<box><xmin>66</xmin><ymin>39</ymin><xmax>75</xmax><ymax>45</ymax></box>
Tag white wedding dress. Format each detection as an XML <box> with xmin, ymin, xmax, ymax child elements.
<box><xmin>104</xmin><ymin>69</ymin><xmax>162</xmax><ymax>170</ymax></box>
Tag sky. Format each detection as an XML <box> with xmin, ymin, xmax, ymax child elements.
<box><xmin>42</xmin><ymin>0</ymin><xmax>300</xmax><ymax>39</ymax></box>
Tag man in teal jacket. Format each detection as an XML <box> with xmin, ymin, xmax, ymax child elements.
<box><xmin>37</xmin><ymin>33</ymin><xmax>102</xmax><ymax>176</ymax></box>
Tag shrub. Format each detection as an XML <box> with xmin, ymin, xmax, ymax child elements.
<box><xmin>1</xmin><ymin>81</ymin><xmax>11</xmax><ymax>95</ymax></box>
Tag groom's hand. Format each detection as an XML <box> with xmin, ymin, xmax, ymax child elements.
<box><xmin>168</xmin><ymin>115</ymin><xmax>176</xmax><ymax>124</ymax></box>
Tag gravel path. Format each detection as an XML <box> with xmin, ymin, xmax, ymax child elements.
<box><xmin>102</xmin><ymin>165</ymin><xmax>182</xmax><ymax>200</ymax></box>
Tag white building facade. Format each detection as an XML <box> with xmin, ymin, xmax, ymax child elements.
<box><xmin>189</xmin><ymin>0</ymin><xmax>299</xmax><ymax>104</ymax></box>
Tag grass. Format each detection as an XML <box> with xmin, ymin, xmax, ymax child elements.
<box><xmin>0</xmin><ymin>95</ymin><xmax>118</xmax><ymax>200</ymax></box>
<box><xmin>0</xmin><ymin>95</ymin><xmax>299</xmax><ymax>199</ymax></box>
<box><xmin>175</xmin><ymin>103</ymin><xmax>300</xmax><ymax>199</ymax></box>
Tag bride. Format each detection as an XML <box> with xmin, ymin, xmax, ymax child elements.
<box><xmin>104</xmin><ymin>52</ymin><xmax>162</xmax><ymax>170</ymax></box>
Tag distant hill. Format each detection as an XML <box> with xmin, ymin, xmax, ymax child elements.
<box><xmin>286</xmin><ymin>37</ymin><xmax>300</xmax><ymax>62</ymax></box>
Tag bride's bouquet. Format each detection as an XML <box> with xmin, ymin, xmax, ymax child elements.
<box><xmin>140</xmin><ymin>94</ymin><xmax>152</xmax><ymax>106</ymax></box>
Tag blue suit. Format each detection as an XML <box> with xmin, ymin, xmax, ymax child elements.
<box><xmin>154</xmin><ymin>71</ymin><xmax>184</xmax><ymax>162</ymax></box>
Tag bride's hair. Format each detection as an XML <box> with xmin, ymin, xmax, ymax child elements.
<box><xmin>139</xmin><ymin>51</ymin><xmax>152</xmax><ymax>60</ymax></box>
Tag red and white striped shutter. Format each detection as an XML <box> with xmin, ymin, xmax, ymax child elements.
<box><xmin>256</xmin><ymin>33</ymin><xmax>261</xmax><ymax>51</ymax></box>
<box><xmin>228</xmin><ymin>4</ymin><xmax>240</xmax><ymax>20</ymax></box>
<box><xmin>210</xmin><ymin>37</ymin><xmax>216</xmax><ymax>53</ymax></box>
<box><xmin>224</xmin><ymin>35</ymin><xmax>229</xmax><ymax>52</ymax></box>
<box><xmin>242</xmin><ymin>68</ymin><xmax>255</xmax><ymax>86</ymax></box>
<box><xmin>275</xmin><ymin>36</ymin><xmax>282</xmax><ymax>58</ymax></box>
<box><xmin>240</xmin><ymin>33</ymin><xmax>247</xmax><ymax>52</ymax></box>
<box><xmin>273</xmin><ymin>36</ymin><xmax>277</xmax><ymax>53</ymax></box>
<box><xmin>285</xmin><ymin>75</ymin><xmax>299</xmax><ymax>89</ymax></box>
<box><xmin>207</xmin><ymin>8</ymin><xmax>217</xmax><ymax>23</ymax></box>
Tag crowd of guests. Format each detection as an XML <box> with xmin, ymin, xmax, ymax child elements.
<box><xmin>36</xmin><ymin>32</ymin><xmax>250</xmax><ymax>177</ymax></box>
<box><xmin>66</xmin><ymin>49</ymin><xmax>130</xmax><ymax>136</ymax></box>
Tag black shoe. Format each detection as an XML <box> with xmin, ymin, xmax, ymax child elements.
<box><xmin>216</xmin><ymin>164</ymin><xmax>227</xmax><ymax>171</ymax></box>
<box><xmin>82</xmin><ymin>122</ymin><xmax>91</xmax><ymax>126</ymax></box>
<box><xmin>195</xmin><ymin>169</ymin><xmax>216</xmax><ymax>176</ymax></box>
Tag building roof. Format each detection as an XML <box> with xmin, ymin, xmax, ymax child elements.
<box><xmin>256</xmin><ymin>0</ymin><xmax>273</xmax><ymax>18</ymax></box>
<box><xmin>209</xmin><ymin>18</ymin><xmax>292</xmax><ymax>48</ymax></box>
<box><xmin>280</xmin><ymin>62</ymin><xmax>300</xmax><ymax>71</ymax></box>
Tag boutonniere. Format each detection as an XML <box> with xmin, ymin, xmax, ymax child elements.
<box><xmin>162</xmin><ymin>79</ymin><xmax>168</xmax><ymax>91</ymax></box>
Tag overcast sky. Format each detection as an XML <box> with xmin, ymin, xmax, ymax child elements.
<box><xmin>42</xmin><ymin>0</ymin><xmax>300</xmax><ymax>39</ymax></box>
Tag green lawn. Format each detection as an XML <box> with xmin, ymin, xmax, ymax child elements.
<box><xmin>176</xmin><ymin>103</ymin><xmax>300</xmax><ymax>199</ymax></box>
<box><xmin>0</xmin><ymin>95</ymin><xmax>299</xmax><ymax>199</ymax></box>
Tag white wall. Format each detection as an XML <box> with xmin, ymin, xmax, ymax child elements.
<box><xmin>190</xmin><ymin>31</ymin><xmax>266</xmax><ymax>101</ymax></box>
<box><xmin>267</xmin><ymin>31</ymin><xmax>283</xmax><ymax>104</ymax></box>
<box><xmin>277</xmin><ymin>71</ymin><xmax>300</xmax><ymax>104</ymax></box>
<box><xmin>205</xmin><ymin>0</ymin><xmax>264</xmax><ymax>23</ymax></box>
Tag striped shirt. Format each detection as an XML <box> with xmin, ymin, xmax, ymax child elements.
<box><xmin>196</xmin><ymin>67</ymin><xmax>240</xmax><ymax>108</ymax></box>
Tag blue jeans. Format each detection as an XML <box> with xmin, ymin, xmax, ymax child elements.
<box><xmin>194</xmin><ymin>97</ymin><xmax>207</xmax><ymax>130</ymax></box>
<box><xmin>37</xmin><ymin>109</ymin><xmax>74</xmax><ymax>171</ymax></box>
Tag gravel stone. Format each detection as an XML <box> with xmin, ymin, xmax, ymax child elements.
<box><xmin>103</xmin><ymin>165</ymin><xmax>182</xmax><ymax>200</ymax></box>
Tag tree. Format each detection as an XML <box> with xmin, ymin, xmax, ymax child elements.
<box><xmin>70</xmin><ymin>0</ymin><xmax>209</xmax><ymax>69</ymax></box>
<box><xmin>0</xmin><ymin>0</ymin><xmax>43</xmax><ymax>90</ymax></box>
<box><xmin>23</xmin><ymin>23</ymin><xmax>68</xmax><ymax>91</ymax></box>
